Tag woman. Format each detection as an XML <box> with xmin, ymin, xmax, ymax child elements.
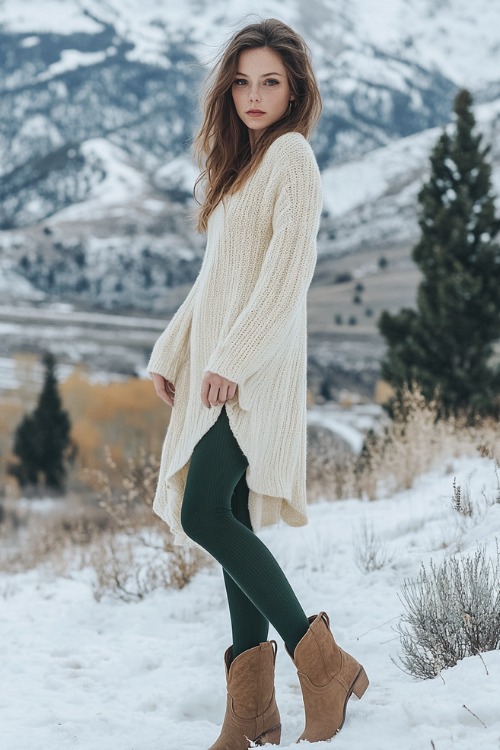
<box><xmin>147</xmin><ymin>18</ymin><xmax>368</xmax><ymax>748</ymax></box>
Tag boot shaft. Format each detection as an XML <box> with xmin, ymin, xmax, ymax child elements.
<box><xmin>208</xmin><ymin>640</ymin><xmax>281</xmax><ymax>750</ymax></box>
<box><xmin>285</xmin><ymin>611</ymin><xmax>369</xmax><ymax>743</ymax></box>
<box><xmin>224</xmin><ymin>640</ymin><xmax>278</xmax><ymax>720</ymax></box>
<box><xmin>292</xmin><ymin>612</ymin><xmax>343</xmax><ymax>684</ymax></box>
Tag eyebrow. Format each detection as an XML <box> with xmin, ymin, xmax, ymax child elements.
<box><xmin>235</xmin><ymin>71</ymin><xmax>283</xmax><ymax>77</ymax></box>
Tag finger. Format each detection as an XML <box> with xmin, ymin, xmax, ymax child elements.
<box><xmin>207</xmin><ymin>382</ymin><xmax>220</xmax><ymax>408</ymax></box>
<box><xmin>150</xmin><ymin>375</ymin><xmax>174</xmax><ymax>407</ymax></box>
<box><xmin>201</xmin><ymin>387</ymin><xmax>211</xmax><ymax>408</ymax></box>
<box><xmin>201</xmin><ymin>381</ymin><xmax>210</xmax><ymax>407</ymax></box>
<box><xmin>218</xmin><ymin>385</ymin><xmax>229</xmax><ymax>404</ymax></box>
<box><xmin>154</xmin><ymin>378</ymin><xmax>174</xmax><ymax>406</ymax></box>
<box><xmin>200</xmin><ymin>371</ymin><xmax>211</xmax><ymax>408</ymax></box>
<box><xmin>156</xmin><ymin>388</ymin><xmax>173</xmax><ymax>407</ymax></box>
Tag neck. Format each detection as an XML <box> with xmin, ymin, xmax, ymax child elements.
<box><xmin>249</xmin><ymin>129</ymin><xmax>263</xmax><ymax>154</ymax></box>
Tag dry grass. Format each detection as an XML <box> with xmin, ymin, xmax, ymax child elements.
<box><xmin>0</xmin><ymin>360</ymin><xmax>171</xmax><ymax>497</ymax></box>
<box><xmin>0</xmin><ymin>446</ymin><xmax>211</xmax><ymax>600</ymax></box>
<box><xmin>307</xmin><ymin>383</ymin><xmax>500</xmax><ymax>502</ymax></box>
<box><xmin>81</xmin><ymin>446</ymin><xmax>211</xmax><ymax>601</ymax></box>
<box><xmin>85</xmin><ymin>532</ymin><xmax>210</xmax><ymax>602</ymax></box>
<box><xmin>353</xmin><ymin>518</ymin><xmax>395</xmax><ymax>572</ymax></box>
<box><xmin>307</xmin><ymin>422</ymin><xmax>355</xmax><ymax>502</ymax></box>
<box><xmin>451</xmin><ymin>476</ymin><xmax>475</xmax><ymax>517</ymax></box>
<box><xmin>61</xmin><ymin>365</ymin><xmax>170</xmax><ymax>478</ymax></box>
<box><xmin>2</xmin><ymin>382</ymin><xmax>499</xmax><ymax>600</ymax></box>
<box><xmin>0</xmin><ymin>494</ymin><xmax>113</xmax><ymax>575</ymax></box>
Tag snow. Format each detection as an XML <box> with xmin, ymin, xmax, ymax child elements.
<box><xmin>37</xmin><ymin>49</ymin><xmax>109</xmax><ymax>82</ymax></box>
<box><xmin>1</xmin><ymin>0</ymin><xmax>499</xmax><ymax>265</ymax></box>
<box><xmin>0</xmin><ymin>303</ymin><xmax>167</xmax><ymax>329</ymax></box>
<box><xmin>1</xmin><ymin>454</ymin><xmax>499</xmax><ymax>749</ymax></box>
<box><xmin>20</xmin><ymin>35</ymin><xmax>40</xmax><ymax>47</ymax></box>
<box><xmin>45</xmin><ymin>139</ymin><xmax>147</xmax><ymax>223</ymax></box>
<box><xmin>351</xmin><ymin>0</ymin><xmax>500</xmax><ymax>88</ymax></box>
<box><xmin>322</xmin><ymin>97</ymin><xmax>500</xmax><ymax>219</ymax></box>
<box><xmin>307</xmin><ymin>401</ymin><xmax>384</xmax><ymax>451</ymax></box>
<box><xmin>0</xmin><ymin>350</ymin><xmax>129</xmax><ymax>395</ymax></box>
<box><xmin>1</xmin><ymin>0</ymin><xmax>499</xmax><ymax>88</ymax></box>
<box><xmin>318</xmin><ymin>96</ymin><xmax>500</xmax><ymax>254</ymax></box>
<box><xmin>0</xmin><ymin>266</ymin><xmax>46</xmax><ymax>300</ymax></box>
<box><xmin>0</xmin><ymin>0</ymin><xmax>103</xmax><ymax>33</ymax></box>
<box><xmin>154</xmin><ymin>155</ymin><xmax>199</xmax><ymax>194</ymax></box>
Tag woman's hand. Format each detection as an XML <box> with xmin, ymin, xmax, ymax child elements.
<box><xmin>201</xmin><ymin>370</ymin><xmax>237</xmax><ymax>408</ymax></box>
<box><xmin>151</xmin><ymin>372</ymin><xmax>175</xmax><ymax>407</ymax></box>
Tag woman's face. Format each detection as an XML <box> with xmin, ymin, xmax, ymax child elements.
<box><xmin>231</xmin><ymin>47</ymin><xmax>295</xmax><ymax>147</ymax></box>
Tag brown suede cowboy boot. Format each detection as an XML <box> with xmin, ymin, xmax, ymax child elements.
<box><xmin>207</xmin><ymin>640</ymin><xmax>281</xmax><ymax>749</ymax></box>
<box><xmin>285</xmin><ymin>612</ymin><xmax>369</xmax><ymax>743</ymax></box>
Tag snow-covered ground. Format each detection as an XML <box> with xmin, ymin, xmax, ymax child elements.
<box><xmin>307</xmin><ymin>400</ymin><xmax>385</xmax><ymax>452</ymax></box>
<box><xmin>1</xmin><ymin>453</ymin><xmax>499</xmax><ymax>749</ymax></box>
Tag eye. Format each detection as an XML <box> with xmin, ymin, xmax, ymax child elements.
<box><xmin>232</xmin><ymin>78</ymin><xmax>280</xmax><ymax>86</ymax></box>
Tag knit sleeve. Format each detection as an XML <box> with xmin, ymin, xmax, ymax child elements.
<box><xmin>205</xmin><ymin>139</ymin><xmax>322</xmax><ymax>390</ymax></box>
<box><xmin>146</xmin><ymin>271</ymin><xmax>202</xmax><ymax>382</ymax></box>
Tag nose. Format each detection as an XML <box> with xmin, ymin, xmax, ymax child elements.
<box><xmin>248</xmin><ymin>85</ymin><xmax>261</xmax><ymax>103</ymax></box>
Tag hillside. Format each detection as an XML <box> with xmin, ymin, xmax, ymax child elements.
<box><xmin>1</xmin><ymin>452</ymin><xmax>499</xmax><ymax>749</ymax></box>
<box><xmin>1</xmin><ymin>0</ymin><xmax>499</xmax><ymax>307</ymax></box>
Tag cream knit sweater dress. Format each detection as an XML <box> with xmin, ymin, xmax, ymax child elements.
<box><xmin>146</xmin><ymin>131</ymin><xmax>323</xmax><ymax>549</ymax></box>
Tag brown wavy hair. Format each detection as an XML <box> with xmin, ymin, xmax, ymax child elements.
<box><xmin>189</xmin><ymin>17</ymin><xmax>322</xmax><ymax>233</ymax></box>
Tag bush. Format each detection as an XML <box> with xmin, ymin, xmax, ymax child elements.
<box><xmin>334</xmin><ymin>271</ymin><xmax>353</xmax><ymax>284</ymax></box>
<box><xmin>395</xmin><ymin>544</ymin><xmax>500</xmax><ymax>679</ymax></box>
<box><xmin>306</xmin><ymin>423</ymin><xmax>355</xmax><ymax>502</ymax></box>
<box><xmin>354</xmin><ymin>383</ymin><xmax>466</xmax><ymax>498</ymax></box>
<box><xmin>87</xmin><ymin>531</ymin><xmax>209</xmax><ymax>602</ymax></box>
<box><xmin>304</xmin><ymin>382</ymin><xmax>500</xmax><ymax>504</ymax></box>
<box><xmin>0</xmin><ymin>495</ymin><xmax>113</xmax><ymax>575</ymax></box>
<box><xmin>0</xmin><ymin>445</ymin><xmax>212</xmax><ymax>600</ymax></box>
<box><xmin>353</xmin><ymin>518</ymin><xmax>394</xmax><ymax>573</ymax></box>
<box><xmin>451</xmin><ymin>476</ymin><xmax>475</xmax><ymax>517</ymax></box>
<box><xmin>82</xmin><ymin>445</ymin><xmax>211</xmax><ymax>600</ymax></box>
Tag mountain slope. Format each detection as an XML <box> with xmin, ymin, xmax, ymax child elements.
<box><xmin>0</xmin><ymin>0</ymin><xmax>499</xmax><ymax>312</ymax></box>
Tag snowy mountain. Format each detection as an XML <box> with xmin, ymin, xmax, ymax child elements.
<box><xmin>0</xmin><ymin>0</ymin><xmax>499</xmax><ymax>310</ymax></box>
<box><xmin>320</xmin><ymin>97</ymin><xmax>500</xmax><ymax>256</ymax></box>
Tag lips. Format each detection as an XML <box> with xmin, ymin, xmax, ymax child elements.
<box><xmin>247</xmin><ymin>110</ymin><xmax>265</xmax><ymax>114</ymax></box>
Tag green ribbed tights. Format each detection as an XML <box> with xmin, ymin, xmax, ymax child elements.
<box><xmin>180</xmin><ymin>404</ymin><xmax>310</xmax><ymax>659</ymax></box>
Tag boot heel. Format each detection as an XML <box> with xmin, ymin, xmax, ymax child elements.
<box><xmin>351</xmin><ymin>667</ymin><xmax>369</xmax><ymax>700</ymax></box>
<box><xmin>255</xmin><ymin>722</ymin><xmax>281</xmax><ymax>745</ymax></box>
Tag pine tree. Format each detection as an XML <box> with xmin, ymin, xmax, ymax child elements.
<box><xmin>378</xmin><ymin>89</ymin><xmax>500</xmax><ymax>420</ymax></box>
<box><xmin>8</xmin><ymin>350</ymin><xmax>76</xmax><ymax>493</ymax></box>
